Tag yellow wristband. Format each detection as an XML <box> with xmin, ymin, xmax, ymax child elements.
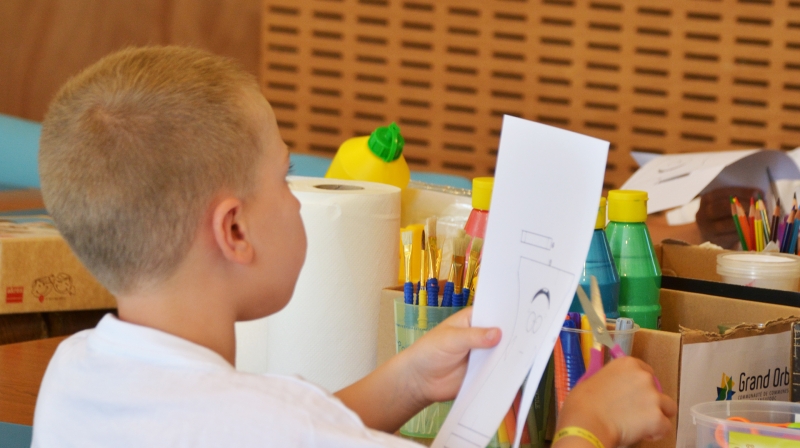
<box><xmin>552</xmin><ymin>427</ymin><xmax>605</xmax><ymax>448</ymax></box>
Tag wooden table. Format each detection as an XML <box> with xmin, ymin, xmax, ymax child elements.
<box><xmin>0</xmin><ymin>336</ymin><xmax>64</xmax><ymax>426</ymax></box>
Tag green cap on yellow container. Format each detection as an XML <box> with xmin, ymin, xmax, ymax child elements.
<box><xmin>607</xmin><ymin>190</ymin><xmax>648</xmax><ymax>223</ymax></box>
<box><xmin>367</xmin><ymin>122</ymin><xmax>405</xmax><ymax>162</ymax></box>
<box><xmin>472</xmin><ymin>177</ymin><xmax>494</xmax><ymax>211</ymax></box>
<box><xmin>595</xmin><ymin>197</ymin><xmax>607</xmax><ymax>229</ymax></box>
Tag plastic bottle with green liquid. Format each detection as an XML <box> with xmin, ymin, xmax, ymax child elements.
<box><xmin>605</xmin><ymin>190</ymin><xmax>662</xmax><ymax>330</ymax></box>
<box><xmin>325</xmin><ymin>122</ymin><xmax>410</xmax><ymax>189</ymax></box>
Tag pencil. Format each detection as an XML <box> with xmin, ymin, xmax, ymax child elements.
<box><xmin>770</xmin><ymin>199</ymin><xmax>781</xmax><ymax>243</ymax></box>
<box><xmin>755</xmin><ymin>218</ymin><xmax>763</xmax><ymax>252</ymax></box>
<box><xmin>733</xmin><ymin>197</ymin><xmax>753</xmax><ymax>251</ymax></box>
<box><xmin>749</xmin><ymin>198</ymin><xmax>756</xmax><ymax>251</ymax></box>
<box><xmin>782</xmin><ymin>209</ymin><xmax>797</xmax><ymax>253</ymax></box>
<box><xmin>496</xmin><ymin>418</ymin><xmax>510</xmax><ymax>444</ymax></box>
<box><xmin>758</xmin><ymin>199</ymin><xmax>770</xmax><ymax>244</ymax></box>
<box><xmin>731</xmin><ymin>199</ymin><xmax>747</xmax><ymax>250</ymax></box>
<box><xmin>513</xmin><ymin>391</ymin><xmax>531</xmax><ymax>444</ymax></box>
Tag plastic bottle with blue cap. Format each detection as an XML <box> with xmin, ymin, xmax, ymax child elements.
<box><xmin>569</xmin><ymin>197</ymin><xmax>620</xmax><ymax>319</ymax></box>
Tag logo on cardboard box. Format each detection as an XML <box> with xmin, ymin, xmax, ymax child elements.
<box><xmin>5</xmin><ymin>286</ymin><xmax>23</xmax><ymax>303</ymax></box>
<box><xmin>32</xmin><ymin>273</ymin><xmax>76</xmax><ymax>303</ymax></box>
<box><xmin>716</xmin><ymin>373</ymin><xmax>735</xmax><ymax>401</ymax></box>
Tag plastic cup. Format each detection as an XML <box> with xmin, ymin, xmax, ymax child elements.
<box><xmin>394</xmin><ymin>298</ymin><xmax>463</xmax><ymax>438</ymax></box>
<box><xmin>554</xmin><ymin>323</ymin><xmax>640</xmax><ymax>416</ymax></box>
<box><xmin>716</xmin><ymin>252</ymin><xmax>800</xmax><ymax>292</ymax></box>
<box><xmin>692</xmin><ymin>400</ymin><xmax>800</xmax><ymax>448</ymax></box>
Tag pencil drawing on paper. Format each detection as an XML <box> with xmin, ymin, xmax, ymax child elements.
<box><xmin>443</xmin><ymin>254</ymin><xmax>574</xmax><ymax>447</ymax></box>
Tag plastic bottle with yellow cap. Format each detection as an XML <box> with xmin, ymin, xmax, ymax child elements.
<box><xmin>465</xmin><ymin>177</ymin><xmax>493</xmax><ymax>242</ymax></box>
<box><xmin>569</xmin><ymin>197</ymin><xmax>620</xmax><ymax>318</ymax></box>
<box><xmin>605</xmin><ymin>190</ymin><xmax>662</xmax><ymax>330</ymax></box>
<box><xmin>325</xmin><ymin>122</ymin><xmax>410</xmax><ymax>190</ymax></box>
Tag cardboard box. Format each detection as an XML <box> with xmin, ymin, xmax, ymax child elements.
<box><xmin>0</xmin><ymin>189</ymin><xmax>45</xmax><ymax>213</ymax></box>
<box><xmin>377</xmin><ymin>286</ymin><xmax>799</xmax><ymax>448</ymax></box>
<box><xmin>0</xmin><ymin>216</ymin><xmax>116</xmax><ymax>314</ymax></box>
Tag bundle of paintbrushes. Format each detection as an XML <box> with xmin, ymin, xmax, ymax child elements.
<box><xmin>730</xmin><ymin>194</ymin><xmax>799</xmax><ymax>253</ymax></box>
<box><xmin>400</xmin><ymin>216</ymin><xmax>484</xmax><ymax>310</ymax></box>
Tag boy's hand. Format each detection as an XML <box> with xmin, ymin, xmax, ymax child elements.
<box><xmin>401</xmin><ymin>307</ymin><xmax>502</xmax><ymax>408</ymax></box>
<box><xmin>556</xmin><ymin>357</ymin><xmax>677</xmax><ymax>448</ymax></box>
<box><xmin>335</xmin><ymin>307</ymin><xmax>500</xmax><ymax>433</ymax></box>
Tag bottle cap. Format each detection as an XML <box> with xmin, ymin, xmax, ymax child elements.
<box><xmin>367</xmin><ymin>122</ymin><xmax>405</xmax><ymax>162</ymax></box>
<box><xmin>472</xmin><ymin>177</ymin><xmax>494</xmax><ymax>211</ymax></box>
<box><xmin>595</xmin><ymin>197</ymin><xmax>607</xmax><ymax>229</ymax></box>
<box><xmin>607</xmin><ymin>190</ymin><xmax>648</xmax><ymax>222</ymax></box>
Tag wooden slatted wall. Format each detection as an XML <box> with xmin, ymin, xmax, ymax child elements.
<box><xmin>261</xmin><ymin>0</ymin><xmax>800</xmax><ymax>189</ymax></box>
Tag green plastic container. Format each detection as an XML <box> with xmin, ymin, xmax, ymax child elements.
<box><xmin>394</xmin><ymin>298</ymin><xmax>551</xmax><ymax>447</ymax></box>
<box><xmin>605</xmin><ymin>190</ymin><xmax>662</xmax><ymax>330</ymax></box>
<box><xmin>394</xmin><ymin>298</ymin><xmax>462</xmax><ymax>439</ymax></box>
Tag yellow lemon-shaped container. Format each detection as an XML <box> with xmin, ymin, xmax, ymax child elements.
<box><xmin>325</xmin><ymin>122</ymin><xmax>410</xmax><ymax>190</ymax></box>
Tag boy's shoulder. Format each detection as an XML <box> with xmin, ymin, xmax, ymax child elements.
<box><xmin>31</xmin><ymin>315</ymin><xmax>417</xmax><ymax>447</ymax></box>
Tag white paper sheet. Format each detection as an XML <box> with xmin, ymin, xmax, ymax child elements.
<box><xmin>621</xmin><ymin>150</ymin><xmax>800</xmax><ymax>214</ymax></box>
<box><xmin>431</xmin><ymin>116</ymin><xmax>609</xmax><ymax>448</ymax></box>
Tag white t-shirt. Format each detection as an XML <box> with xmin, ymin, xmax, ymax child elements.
<box><xmin>31</xmin><ymin>314</ymin><xmax>422</xmax><ymax>447</ymax></box>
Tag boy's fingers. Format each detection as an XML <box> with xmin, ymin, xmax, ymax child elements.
<box><xmin>446</xmin><ymin>327</ymin><xmax>502</xmax><ymax>352</ymax></box>
<box><xmin>660</xmin><ymin>394</ymin><xmax>677</xmax><ymax>418</ymax></box>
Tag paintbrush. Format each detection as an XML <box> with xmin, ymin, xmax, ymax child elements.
<box><xmin>425</xmin><ymin>216</ymin><xmax>439</xmax><ymax>306</ymax></box>
<box><xmin>402</xmin><ymin>230</ymin><xmax>414</xmax><ymax>304</ymax></box>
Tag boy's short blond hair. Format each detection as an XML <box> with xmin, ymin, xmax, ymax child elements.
<box><xmin>40</xmin><ymin>46</ymin><xmax>263</xmax><ymax>295</ymax></box>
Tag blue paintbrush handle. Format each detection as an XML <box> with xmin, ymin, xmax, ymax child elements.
<box><xmin>404</xmin><ymin>282</ymin><xmax>414</xmax><ymax>305</ymax></box>
<box><xmin>442</xmin><ymin>282</ymin><xmax>454</xmax><ymax>307</ymax></box>
<box><xmin>427</xmin><ymin>279</ymin><xmax>439</xmax><ymax>306</ymax></box>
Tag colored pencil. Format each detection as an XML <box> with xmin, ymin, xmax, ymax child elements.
<box><xmin>733</xmin><ymin>197</ymin><xmax>752</xmax><ymax>250</ymax></box>
<box><xmin>731</xmin><ymin>199</ymin><xmax>747</xmax><ymax>250</ymax></box>
<box><xmin>748</xmin><ymin>198</ymin><xmax>756</xmax><ymax>251</ymax></box>
<box><xmin>512</xmin><ymin>390</ymin><xmax>531</xmax><ymax>444</ymax></box>
<box><xmin>770</xmin><ymin>199</ymin><xmax>781</xmax><ymax>243</ymax></box>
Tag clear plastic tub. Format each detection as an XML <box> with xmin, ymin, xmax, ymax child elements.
<box><xmin>716</xmin><ymin>252</ymin><xmax>800</xmax><ymax>292</ymax></box>
<box><xmin>691</xmin><ymin>400</ymin><xmax>800</xmax><ymax>448</ymax></box>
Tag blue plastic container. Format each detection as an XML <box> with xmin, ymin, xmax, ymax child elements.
<box><xmin>569</xmin><ymin>199</ymin><xmax>620</xmax><ymax>318</ymax></box>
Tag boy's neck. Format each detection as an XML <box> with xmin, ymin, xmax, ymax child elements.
<box><xmin>115</xmin><ymin>245</ymin><xmax>239</xmax><ymax>365</ymax></box>
<box><xmin>117</xmin><ymin>292</ymin><xmax>237</xmax><ymax>364</ymax></box>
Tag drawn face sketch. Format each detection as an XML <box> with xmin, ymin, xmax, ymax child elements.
<box><xmin>32</xmin><ymin>277</ymin><xmax>52</xmax><ymax>298</ymax></box>
<box><xmin>53</xmin><ymin>273</ymin><xmax>74</xmax><ymax>295</ymax></box>
<box><xmin>526</xmin><ymin>288</ymin><xmax>549</xmax><ymax>333</ymax></box>
<box><xmin>451</xmin><ymin>257</ymin><xmax>574</xmax><ymax>441</ymax></box>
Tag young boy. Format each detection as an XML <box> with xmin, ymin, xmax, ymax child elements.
<box><xmin>32</xmin><ymin>46</ymin><xmax>675</xmax><ymax>447</ymax></box>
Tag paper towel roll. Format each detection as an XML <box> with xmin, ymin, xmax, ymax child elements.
<box><xmin>236</xmin><ymin>176</ymin><xmax>400</xmax><ymax>391</ymax></box>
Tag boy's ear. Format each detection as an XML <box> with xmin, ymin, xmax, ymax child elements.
<box><xmin>212</xmin><ymin>197</ymin><xmax>254</xmax><ymax>264</ymax></box>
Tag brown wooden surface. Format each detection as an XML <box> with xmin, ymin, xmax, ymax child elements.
<box><xmin>0</xmin><ymin>189</ymin><xmax>45</xmax><ymax>212</ymax></box>
<box><xmin>0</xmin><ymin>336</ymin><xmax>64</xmax><ymax>426</ymax></box>
<box><xmin>0</xmin><ymin>0</ymin><xmax>261</xmax><ymax>122</ymax></box>
<box><xmin>261</xmin><ymin>0</ymin><xmax>800</xmax><ymax>186</ymax></box>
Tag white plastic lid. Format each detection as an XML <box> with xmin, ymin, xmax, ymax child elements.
<box><xmin>717</xmin><ymin>252</ymin><xmax>800</xmax><ymax>278</ymax></box>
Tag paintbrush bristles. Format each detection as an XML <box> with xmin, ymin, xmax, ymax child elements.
<box><xmin>471</xmin><ymin>237</ymin><xmax>483</xmax><ymax>256</ymax></box>
<box><xmin>401</xmin><ymin>230</ymin><xmax>413</xmax><ymax>283</ymax></box>
<box><xmin>451</xmin><ymin>235</ymin><xmax>469</xmax><ymax>290</ymax></box>
<box><xmin>401</xmin><ymin>230</ymin><xmax>413</xmax><ymax>247</ymax></box>
<box><xmin>463</xmin><ymin>237</ymin><xmax>483</xmax><ymax>289</ymax></box>
<box><xmin>426</xmin><ymin>217</ymin><xmax>439</xmax><ymax>279</ymax></box>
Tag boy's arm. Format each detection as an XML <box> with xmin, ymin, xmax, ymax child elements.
<box><xmin>334</xmin><ymin>308</ymin><xmax>501</xmax><ymax>433</ymax></box>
